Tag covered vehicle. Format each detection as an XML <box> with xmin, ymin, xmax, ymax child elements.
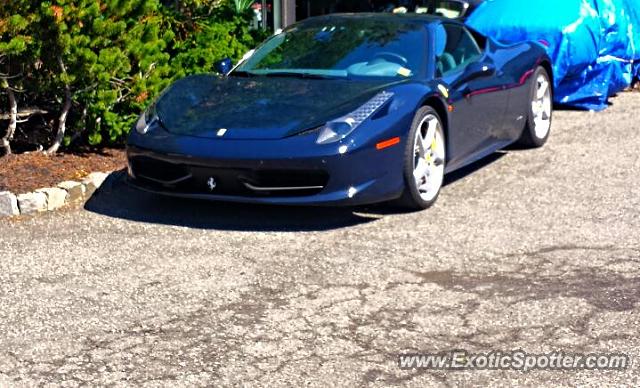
<box><xmin>623</xmin><ymin>0</ymin><xmax>640</xmax><ymax>80</ymax></box>
<box><xmin>465</xmin><ymin>0</ymin><xmax>640</xmax><ymax>110</ymax></box>
<box><xmin>127</xmin><ymin>14</ymin><xmax>553</xmax><ymax>210</ymax></box>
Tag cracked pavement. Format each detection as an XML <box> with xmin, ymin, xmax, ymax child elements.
<box><xmin>1</xmin><ymin>93</ymin><xmax>639</xmax><ymax>386</ymax></box>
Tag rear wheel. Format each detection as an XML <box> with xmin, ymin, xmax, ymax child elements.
<box><xmin>396</xmin><ymin>106</ymin><xmax>446</xmax><ymax>210</ymax></box>
<box><xmin>516</xmin><ymin>66</ymin><xmax>553</xmax><ymax>148</ymax></box>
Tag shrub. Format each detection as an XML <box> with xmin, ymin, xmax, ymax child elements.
<box><xmin>0</xmin><ymin>0</ymin><xmax>263</xmax><ymax>154</ymax></box>
<box><xmin>0</xmin><ymin>1</ymin><xmax>41</xmax><ymax>155</ymax></box>
<box><xmin>232</xmin><ymin>0</ymin><xmax>255</xmax><ymax>14</ymax></box>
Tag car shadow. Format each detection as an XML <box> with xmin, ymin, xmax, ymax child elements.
<box><xmin>85</xmin><ymin>152</ymin><xmax>506</xmax><ymax>231</ymax></box>
<box><xmin>84</xmin><ymin>170</ymin><xmax>382</xmax><ymax>232</ymax></box>
<box><xmin>355</xmin><ymin>151</ymin><xmax>507</xmax><ymax>216</ymax></box>
<box><xmin>443</xmin><ymin>151</ymin><xmax>506</xmax><ymax>187</ymax></box>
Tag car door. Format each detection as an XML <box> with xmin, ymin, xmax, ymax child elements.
<box><xmin>434</xmin><ymin>23</ymin><xmax>510</xmax><ymax>169</ymax></box>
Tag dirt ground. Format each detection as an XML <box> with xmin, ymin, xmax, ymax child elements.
<box><xmin>0</xmin><ymin>149</ymin><xmax>126</xmax><ymax>193</ymax></box>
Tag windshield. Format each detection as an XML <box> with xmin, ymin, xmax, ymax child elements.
<box><xmin>235</xmin><ymin>17</ymin><xmax>427</xmax><ymax>80</ymax></box>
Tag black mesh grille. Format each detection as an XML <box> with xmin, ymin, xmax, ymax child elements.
<box><xmin>131</xmin><ymin>157</ymin><xmax>190</xmax><ymax>184</ymax></box>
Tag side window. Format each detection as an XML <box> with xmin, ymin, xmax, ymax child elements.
<box><xmin>435</xmin><ymin>24</ymin><xmax>483</xmax><ymax>77</ymax></box>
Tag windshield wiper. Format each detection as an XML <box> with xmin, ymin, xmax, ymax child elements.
<box><xmin>228</xmin><ymin>70</ymin><xmax>258</xmax><ymax>78</ymax></box>
<box><xmin>262</xmin><ymin>72</ymin><xmax>341</xmax><ymax>80</ymax></box>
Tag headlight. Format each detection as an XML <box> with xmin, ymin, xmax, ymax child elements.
<box><xmin>316</xmin><ymin>91</ymin><xmax>394</xmax><ymax>144</ymax></box>
<box><xmin>135</xmin><ymin>104</ymin><xmax>158</xmax><ymax>135</ymax></box>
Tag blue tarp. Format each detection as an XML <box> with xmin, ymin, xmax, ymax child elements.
<box><xmin>622</xmin><ymin>0</ymin><xmax>640</xmax><ymax>79</ymax></box>
<box><xmin>467</xmin><ymin>0</ymin><xmax>640</xmax><ymax>110</ymax></box>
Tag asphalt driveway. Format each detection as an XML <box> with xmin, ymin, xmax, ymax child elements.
<box><xmin>1</xmin><ymin>93</ymin><xmax>639</xmax><ymax>386</ymax></box>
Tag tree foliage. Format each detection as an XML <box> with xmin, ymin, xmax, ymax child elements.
<box><xmin>0</xmin><ymin>0</ymin><xmax>263</xmax><ymax>154</ymax></box>
<box><xmin>0</xmin><ymin>0</ymin><xmax>41</xmax><ymax>154</ymax></box>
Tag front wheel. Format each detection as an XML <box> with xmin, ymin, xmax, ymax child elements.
<box><xmin>396</xmin><ymin>106</ymin><xmax>446</xmax><ymax>210</ymax></box>
<box><xmin>516</xmin><ymin>66</ymin><xmax>553</xmax><ymax>148</ymax></box>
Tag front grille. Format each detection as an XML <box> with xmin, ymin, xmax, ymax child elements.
<box><xmin>131</xmin><ymin>157</ymin><xmax>191</xmax><ymax>184</ymax></box>
<box><xmin>129</xmin><ymin>156</ymin><xmax>328</xmax><ymax>197</ymax></box>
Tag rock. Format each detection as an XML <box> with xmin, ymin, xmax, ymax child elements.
<box><xmin>17</xmin><ymin>192</ymin><xmax>48</xmax><ymax>214</ymax></box>
<box><xmin>0</xmin><ymin>191</ymin><xmax>20</xmax><ymax>217</ymax></box>
<box><xmin>58</xmin><ymin>181</ymin><xmax>85</xmax><ymax>203</ymax></box>
<box><xmin>36</xmin><ymin>187</ymin><xmax>68</xmax><ymax>211</ymax></box>
<box><xmin>82</xmin><ymin>172</ymin><xmax>109</xmax><ymax>196</ymax></box>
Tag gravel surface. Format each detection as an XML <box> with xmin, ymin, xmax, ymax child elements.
<box><xmin>1</xmin><ymin>93</ymin><xmax>639</xmax><ymax>386</ymax></box>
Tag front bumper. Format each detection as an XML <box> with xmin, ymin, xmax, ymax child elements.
<box><xmin>126</xmin><ymin>122</ymin><xmax>409</xmax><ymax>206</ymax></box>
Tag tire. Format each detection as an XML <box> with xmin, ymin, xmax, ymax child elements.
<box><xmin>395</xmin><ymin>106</ymin><xmax>446</xmax><ymax>210</ymax></box>
<box><xmin>516</xmin><ymin>66</ymin><xmax>553</xmax><ymax>148</ymax></box>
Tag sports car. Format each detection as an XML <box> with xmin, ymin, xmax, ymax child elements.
<box><xmin>126</xmin><ymin>13</ymin><xmax>553</xmax><ymax>209</ymax></box>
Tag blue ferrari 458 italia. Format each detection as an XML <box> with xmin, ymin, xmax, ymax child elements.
<box><xmin>127</xmin><ymin>13</ymin><xmax>553</xmax><ymax>210</ymax></box>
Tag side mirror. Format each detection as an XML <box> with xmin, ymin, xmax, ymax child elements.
<box><xmin>215</xmin><ymin>58</ymin><xmax>233</xmax><ymax>76</ymax></box>
<box><xmin>461</xmin><ymin>61</ymin><xmax>496</xmax><ymax>84</ymax></box>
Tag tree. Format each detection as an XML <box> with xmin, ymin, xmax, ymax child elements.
<box><xmin>36</xmin><ymin>0</ymin><xmax>174</xmax><ymax>152</ymax></box>
<box><xmin>0</xmin><ymin>0</ymin><xmax>262</xmax><ymax>155</ymax></box>
<box><xmin>0</xmin><ymin>5</ymin><xmax>38</xmax><ymax>155</ymax></box>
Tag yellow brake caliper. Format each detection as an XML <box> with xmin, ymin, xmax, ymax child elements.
<box><xmin>425</xmin><ymin>136</ymin><xmax>437</xmax><ymax>163</ymax></box>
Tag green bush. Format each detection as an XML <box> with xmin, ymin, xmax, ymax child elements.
<box><xmin>0</xmin><ymin>0</ymin><xmax>263</xmax><ymax>153</ymax></box>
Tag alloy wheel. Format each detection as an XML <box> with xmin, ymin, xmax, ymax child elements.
<box><xmin>531</xmin><ymin>74</ymin><xmax>552</xmax><ymax>139</ymax></box>
<box><xmin>412</xmin><ymin>114</ymin><xmax>445</xmax><ymax>202</ymax></box>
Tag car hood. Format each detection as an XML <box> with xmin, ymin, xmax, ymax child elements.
<box><xmin>155</xmin><ymin>74</ymin><xmax>401</xmax><ymax>140</ymax></box>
